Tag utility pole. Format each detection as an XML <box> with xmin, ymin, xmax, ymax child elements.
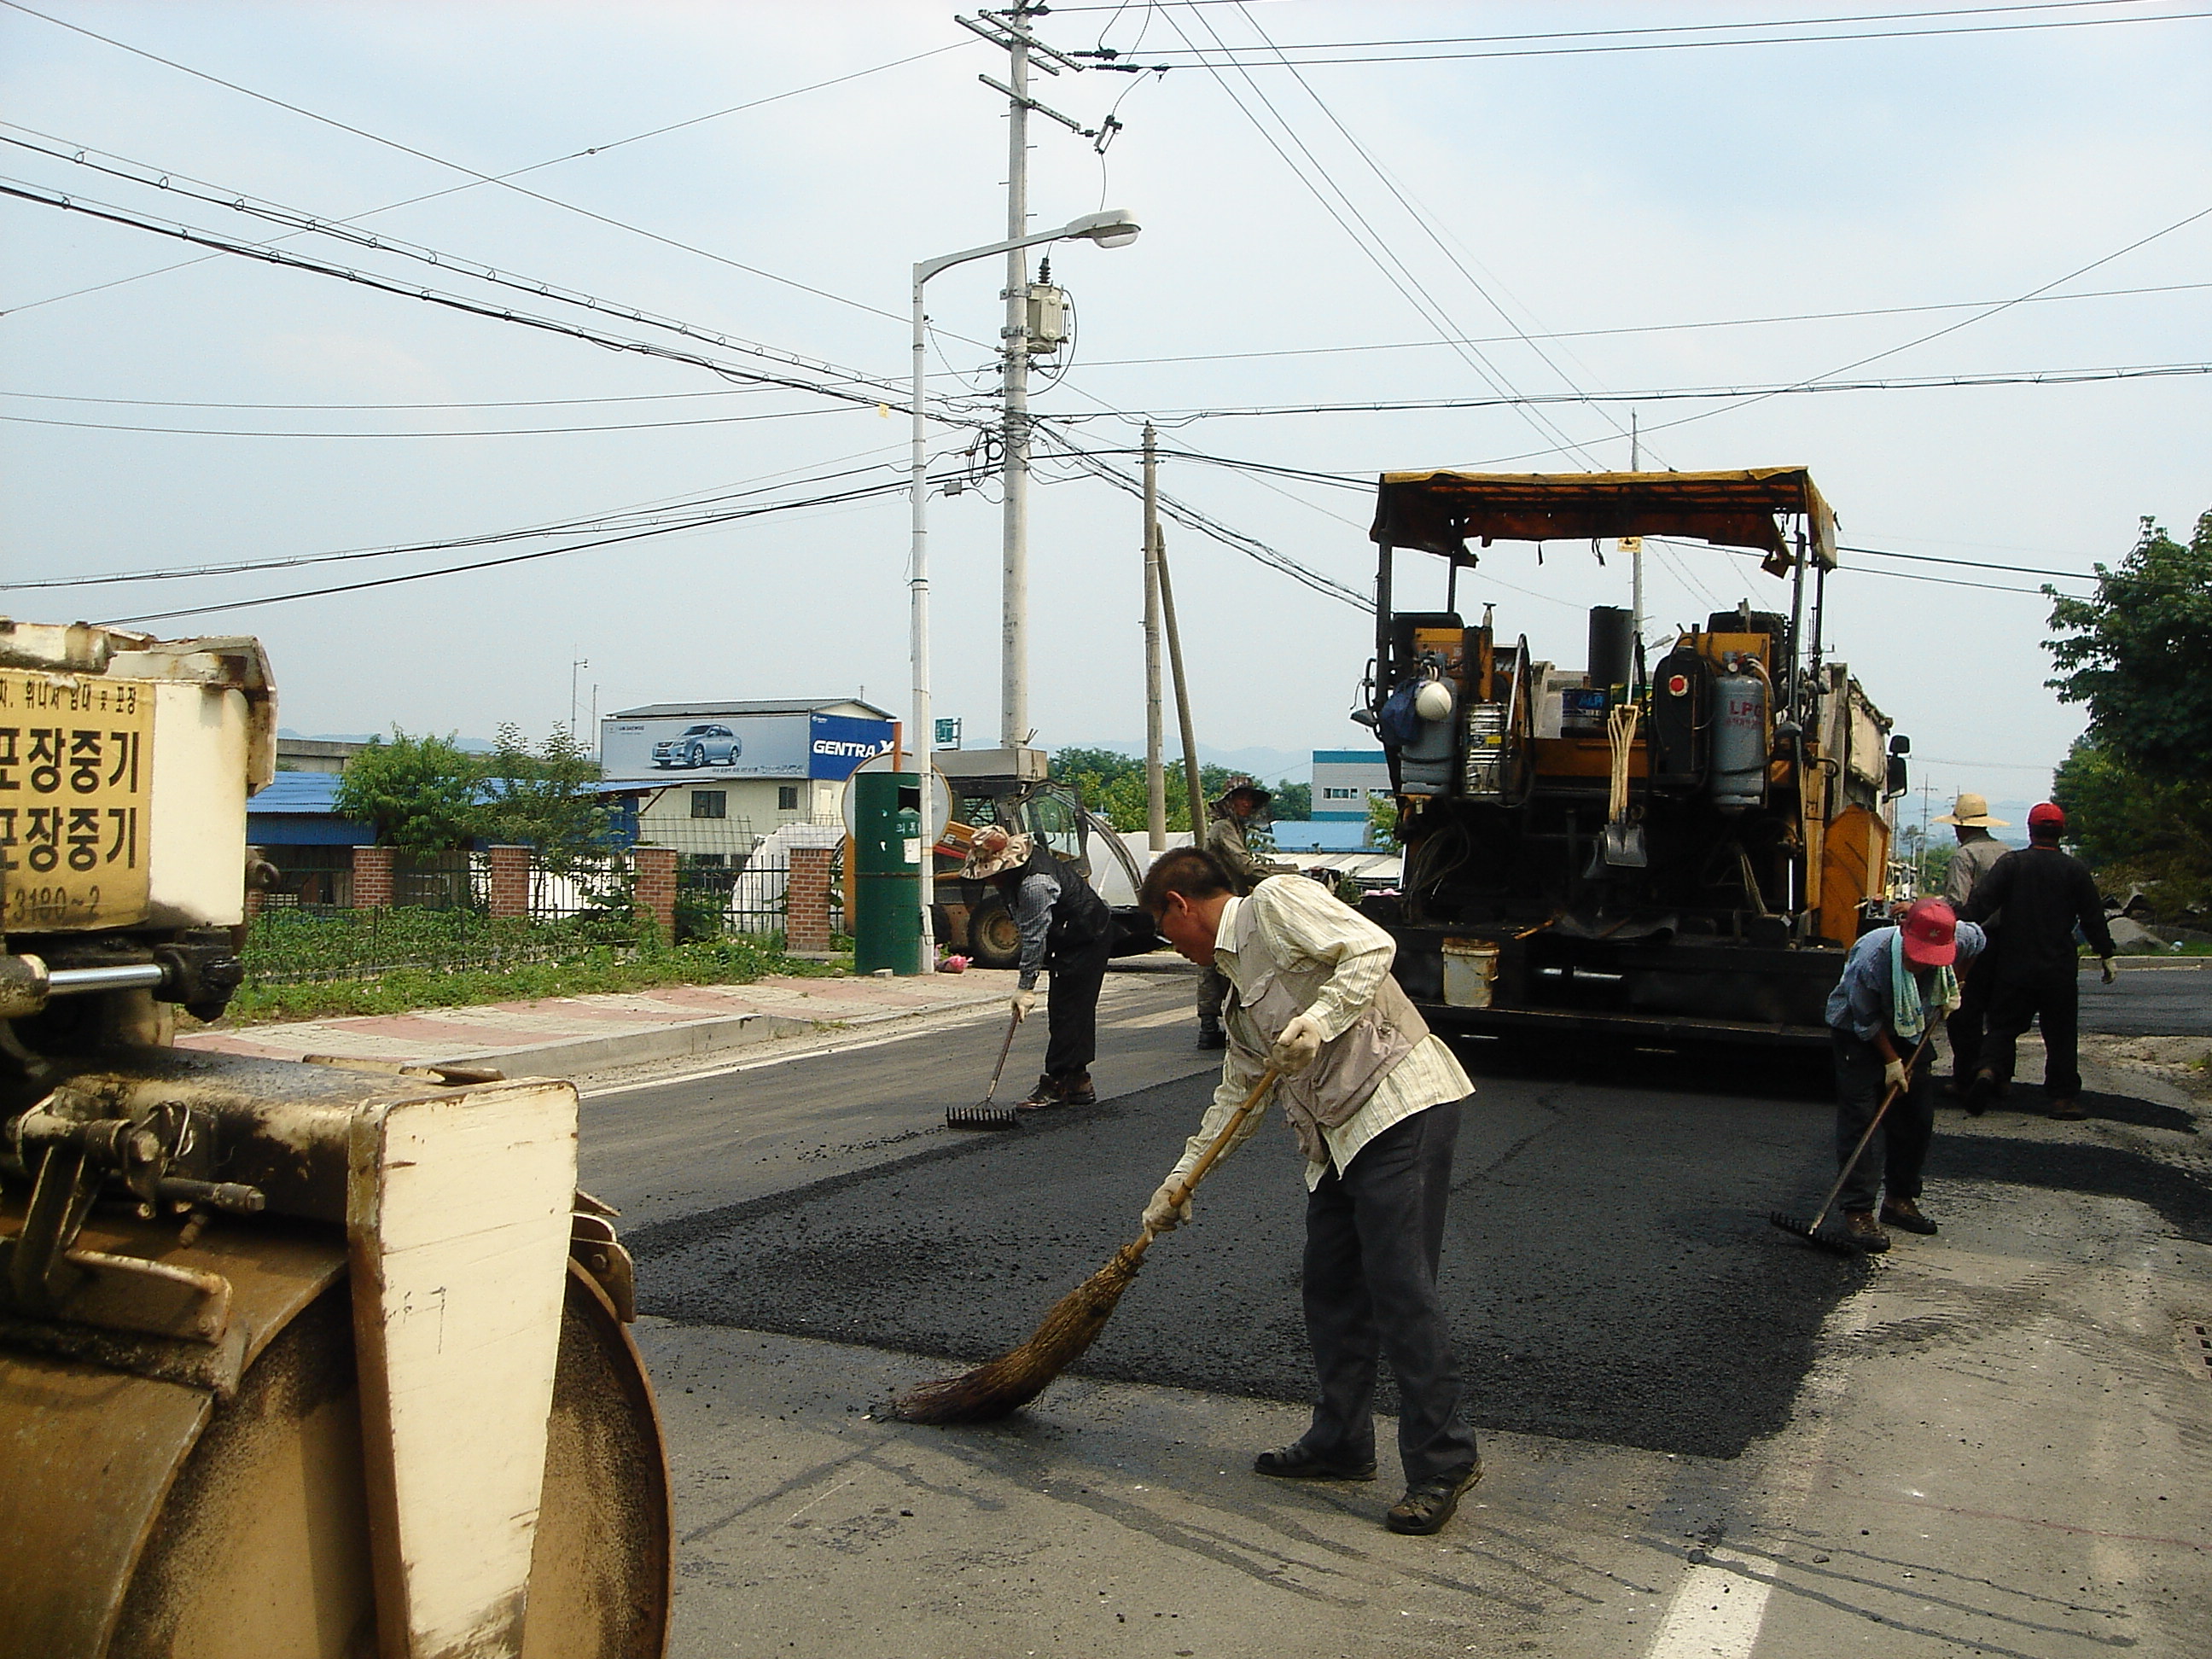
<box><xmin>1142</xmin><ymin>423</ymin><xmax>1166</xmax><ymax>850</ymax></box>
<box><xmin>1155</xmin><ymin>525</ymin><xmax>1206</xmax><ymax>837</ymax></box>
<box><xmin>568</xmin><ymin>655</ymin><xmax>589</xmax><ymax>742</ymax></box>
<box><xmin>998</xmin><ymin>13</ymin><xmax>1033</xmax><ymax>750</ymax></box>
<box><xmin>1629</xmin><ymin>412</ymin><xmax>1644</xmax><ymax>650</ymax></box>
<box><xmin>959</xmin><ymin>5</ymin><xmax>1094</xmax><ymax>750</ymax></box>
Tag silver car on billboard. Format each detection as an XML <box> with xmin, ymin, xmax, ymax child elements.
<box><xmin>651</xmin><ymin>723</ymin><xmax>743</xmax><ymax>768</ymax></box>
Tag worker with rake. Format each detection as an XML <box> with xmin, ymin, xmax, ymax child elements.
<box><xmin>1824</xmin><ymin>896</ymin><xmax>1988</xmax><ymax>1251</ymax></box>
<box><xmin>1138</xmin><ymin>847</ymin><xmax>1482</xmax><ymax>1536</ymax></box>
<box><xmin>961</xmin><ymin>824</ymin><xmax>1113</xmax><ymax>1111</ymax></box>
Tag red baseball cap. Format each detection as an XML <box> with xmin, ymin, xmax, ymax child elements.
<box><xmin>1901</xmin><ymin>897</ymin><xmax>1959</xmax><ymax>967</ymax></box>
<box><xmin>2028</xmin><ymin>801</ymin><xmax>2066</xmax><ymax>832</ymax></box>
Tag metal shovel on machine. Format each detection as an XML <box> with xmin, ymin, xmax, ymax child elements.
<box><xmin>1603</xmin><ymin>702</ymin><xmax>1648</xmax><ymax>868</ymax></box>
<box><xmin>946</xmin><ymin>1004</ymin><xmax>1025</xmax><ymax>1131</ymax></box>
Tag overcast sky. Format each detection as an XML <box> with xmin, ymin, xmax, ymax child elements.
<box><xmin>3</xmin><ymin>2</ymin><xmax>2206</xmax><ymax>822</ymax></box>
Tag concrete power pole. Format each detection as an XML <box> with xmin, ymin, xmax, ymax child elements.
<box><xmin>1628</xmin><ymin>410</ymin><xmax>1644</xmax><ymax>650</ymax></box>
<box><xmin>1142</xmin><ymin>423</ymin><xmax>1166</xmax><ymax>850</ymax></box>
<box><xmin>998</xmin><ymin>18</ymin><xmax>1033</xmax><ymax>749</ymax></box>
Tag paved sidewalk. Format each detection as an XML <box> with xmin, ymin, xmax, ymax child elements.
<box><xmin>178</xmin><ymin>968</ymin><xmax>1029</xmax><ymax>1078</ymax></box>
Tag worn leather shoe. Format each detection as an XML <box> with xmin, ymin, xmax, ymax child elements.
<box><xmin>1962</xmin><ymin>1070</ymin><xmax>1996</xmax><ymax>1116</ymax></box>
<box><xmin>1014</xmin><ymin>1074</ymin><xmax>1061</xmax><ymax>1113</ymax></box>
<box><xmin>2047</xmin><ymin>1097</ymin><xmax>2087</xmax><ymax>1121</ymax></box>
<box><xmin>1385</xmin><ymin>1464</ymin><xmax>1481</xmax><ymax>1535</ymax></box>
<box><xmin>1843</xmin><ymin>1210</ymin><xmax>1891</xmax><ymax>1253</ymax></box>
<box><xmin>1880</xmin><ymin>1197</ymin><xmax>1938</xmax><ymax>1235</ymax></box>
<box><xmin>1253</xmin><ymin>1442</ymin><xmax>1376</xmax><ymax>1481</ymax></box>
<box><xmin>1196</xmin><ymin>1019</ymin><xmax>1227</xmax><ymax>1051</ymax></box>
<box><xmin>1058</xmin><ymin>1070</ymin><xmax>1097</xmax><ymax>1106</ymax></box>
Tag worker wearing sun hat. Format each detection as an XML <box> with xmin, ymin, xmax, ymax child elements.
<box><xmin>1932</xmin><ymin>792</ymin><xmax>2012</xmax><ymax>1098</ymax></box>
<box><xmin>961</xmin><ymin>823</ymin><xmax>1113</xmax><ymax>1110</ymax></box>
<box><xmin>1823</xmin><ymin>896</ymin><xmax>1989</xmax><ymax>1251</ymax></box>
<box><xmin>1959</xmin><ymin>802</ymin><xmax>2117</xmax><ymax>1121</ymax></box>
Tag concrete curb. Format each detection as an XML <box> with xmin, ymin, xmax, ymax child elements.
<box><xmin>445</xmin><ymin>984</ymin><xmax>1019</xmax><ymax>1078</ymax></box>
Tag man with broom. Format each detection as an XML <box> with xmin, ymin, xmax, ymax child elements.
<box><xmin>1136</xmin><ymin>847</ymin><xmax>1481</xmax><ymax>1536</ymax></box>
<box><xmin>961</xmin><ymin>824</ymin><xmax>1113</xmax><ymax>1111</ymax></box>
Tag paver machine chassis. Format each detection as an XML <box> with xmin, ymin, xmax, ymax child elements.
<box><xmin>0</xmin><ymin>620</ymin><xmax>672</xmax><ymax>1658</ymax></box>
<box><xmin>1358</xmin><ymin>469</ymin><xmax>1907</xmax><ymax>1048</ymax></box>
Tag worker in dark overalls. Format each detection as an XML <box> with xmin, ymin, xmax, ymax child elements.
<box><xmin>963</xmin><ymin>824</ymin><xmax>1113</xmax><ymax>1110</ymax></box>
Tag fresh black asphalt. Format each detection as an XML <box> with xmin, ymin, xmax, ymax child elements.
<box><xmin>2079</xmin><ymin>965</ymin><xmax>2212</xmax><ymax>1036</ymax></box>
<box><xmin>632</xmin><ymin>1048</ymin><xmax>1880</xmax><ymax>1461</ymax></box>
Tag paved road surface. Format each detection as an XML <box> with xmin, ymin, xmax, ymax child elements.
<box><xmin>590</xmin><ymin>967</ymin><xmax>2212</xmax><ymax>1657</ymax></box>
<box><xmin>2080</xmin><ymin>961</ymin><xmax>2212</xmax><ymax>1035</ymax></box>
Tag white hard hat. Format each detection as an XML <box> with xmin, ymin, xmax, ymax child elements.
<box><xmin>1413</xmin><ymin>679</ymin><xmax>1454</xmax><ymax>721</ymax></box>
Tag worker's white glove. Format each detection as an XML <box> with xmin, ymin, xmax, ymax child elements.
<box><xmin>1270</xmin><ymin>1012</ymin><xmax>1326</xmax><ymax>1076</ymax></box>
<box><xmin>1012</xmin><ymin>988</ymin><xmax>1038</xmax><ymax>1019</ymax></box>
<box><xmin>1883</xmin><ymin>1057</ymin><xmax>1908</xmax><ymax>1093</ymax></box>
<box><xmin>1144</xmin><ymin>1179</ymin><xmax>1194</xmax><ymax>1234</ymax></box>
<box><xmin>2100</xmin><ymin>957</ymin><xmax>2117</xmax><ymax>985</ymax></box>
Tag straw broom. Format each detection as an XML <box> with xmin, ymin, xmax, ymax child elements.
<box><xmin>892</xmin><ymin>1067</ymin><xmax>1280</xmax><ymax>1425</ymax></box>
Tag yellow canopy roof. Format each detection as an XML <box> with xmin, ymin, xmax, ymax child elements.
<box><xmin>1371</xmin><ymin>467</ymin><xmax>1837</xmax><ymax>574</ymax></box>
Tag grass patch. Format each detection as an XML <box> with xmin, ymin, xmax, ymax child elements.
<box><xmin>208</xmin><ymin>934</ymin><xmax>843</xmax><ymax>1028</ymax></box>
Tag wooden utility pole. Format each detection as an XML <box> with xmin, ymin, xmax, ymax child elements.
<box><xmin>1142</xmin><ymin>423</ymin><xmax>1167</xmax><ymax>851</ymax></box>
<box><xmin>1154</xmin><ymin>524</ymin><xmax>1206</xmax><ymax>838</ymax></box>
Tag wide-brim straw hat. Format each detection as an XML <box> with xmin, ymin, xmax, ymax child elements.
<box><xmin>1932</xmin><ymin>791</ymin><xmax>2009</xmax><ymax>828</ymax></box>
<box><xmin>960</xmin><ymin>829</ymin><xmax>1033</xmax><ymax>881</ymax></box>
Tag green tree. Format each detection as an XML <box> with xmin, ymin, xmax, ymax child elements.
<box><xmin>333</xmin><ymin>730</ymin><xmax>484</xmax><ymax>853</ymax></box>
<box><xmin>2052</xmin><ymin>735</ymin><xmax>2212</xmax><ymax>911</ymax></box>
<box><xmin>1272</xmin><ymin>779</ymin><xmax>1313</xmax><ymax>820</ymax></box>
<box><xmin>2046</xmin><ymin>511</ymin><xmax>2212</xmax><ymax>783</ymax></box>
<box><xmin>478</xmin><ymin>723</ymin><xmax>614</xmax><ymax>873</ymax></box>
<box><xmin>1365</xmin><ymin>791</ymin><xmax>1399</xmax><ymax>848</ymax></box>
<box><xmin>1051</xmin><ymin>749</ymin><xmax>1290</xmax><ymax>834</ymax></box>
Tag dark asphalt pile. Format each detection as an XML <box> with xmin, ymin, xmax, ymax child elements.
<box><xmin>632</xmin><ymin>1062</ymin><xmax>1878</xmax><ymax>1460</ymax></box>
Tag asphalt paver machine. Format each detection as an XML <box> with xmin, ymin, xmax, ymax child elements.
<box><xmin>1357</xmin><ymin>469</ymin><xmax>1909</xmax><ymax>1046</ymax></box>
<box><xmin>0</xmin><ymin>621</ymin><xmax>671</xmax><ymax>1657</ymax></box>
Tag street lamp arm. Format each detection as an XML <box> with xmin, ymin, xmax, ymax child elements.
<box><xmin>913</xmin><ymin>225</ymin><xmax>1074</xmax><ymax>287</ymax></box>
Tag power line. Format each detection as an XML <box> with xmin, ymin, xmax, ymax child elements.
<box><xmin>0</xmin><ymin>179</ymin><xmax>948</xmax><ymax>419</ymax></box>
<box><xmin>95</xmin><ymin>471</ymin><xmax>943</xmax><ymax>626</ymax></box>
<box><xmin>1038</xmin><ymin>358</ymin><xmax>2212</xmax><ymax>422</ymax></box>
<box><xmin>3</xmin><ymin>456</ymin><xmax>914</xmax><ymax>591</ymax></box>
<box><xmin>1111</xmin><ymin>3</ymin><xmax>2212</xmax><ymax>66</ymax></box>
<box><xmin>0</xmin><ymin>0</ymin><xmax>945</xmax><ymax>329</ymax></box>
<box><xmin>0</xmin><ymin>405</ymin><xmax>867</xmax><ymax>439</ymax></box>
<box><xmin>0</xmin><ymin>128</ymin><xmax>911</xmax><ymax>402</ymax></box>
<box><xmin>1068</xmin><ymin>280</ymin><xmax>2212</xmax><ymax>370</ymax></box>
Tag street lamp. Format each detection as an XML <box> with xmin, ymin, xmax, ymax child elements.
<box><xmin>906</xmin><ymin>208</ymin><xmax>1140</xmax><ymax>973</ymax></box>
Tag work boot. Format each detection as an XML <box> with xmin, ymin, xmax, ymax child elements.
<box><xmin>1057</xmin><ymin>1069</ymin><xmax>1097</xmax><ymax>1106</ymax></box>
<box><xmin>1196</xmin><ymin>1016</ymin><xmax>1227</xmax><ymax>1051</ymax></box>
<box><xmin>1384</xmin><ymin>1464</ymin><xmax>1482</xmax><ymax>1536</ymax></box>
<box><xmin>2047</xmin><ymin>1097</ymin><xmax>2087</xmax><ymax>1121</ymax></box>
<box><xmin>1253</xmin><ymin>1442</ymin><xmax>1376</xmax><ymax>1481</ymax></box>
<box><xmin>1880</xmin><ymin>1196</ymin><xmax>1938</xmax><ymax>1235</ymax></box>
<box><xmin>1842</xmin><ymin>1210</ymin><xmax>1890</xmax><ymax>1253</ymax></box>
<box><xmin>1014</xmin><ymin>1074</ymin><xmax>1062</xmax><ymax>1113</ymax></box>
<box><xmin>1963</xmin><ymin>1069</ymin><xmax>1996</xmax><ymax>1117</ymax></box>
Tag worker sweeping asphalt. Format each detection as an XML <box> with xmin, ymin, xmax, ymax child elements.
<box><xmin>960</xmin><ymin>824</ymin><xmax>1113</xmax><ymax>1111</ymax></box>
<box><xmin>1138</xmin><ymin>847</ymin><xmax>1481</xmax><ymax>1538</ymax></box>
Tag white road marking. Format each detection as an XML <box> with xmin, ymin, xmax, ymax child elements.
<box><xmin>1103</xmin><ymin>1004</ymin><xmax>1199</xmax><ymax>1031</ymax></box>
<box><xmin>1644</xmin><ymin>1553</ymin><xmax>1773</xmax><ymax>1659</ymax></box>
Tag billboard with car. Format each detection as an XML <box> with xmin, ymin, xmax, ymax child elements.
<box><xmin>600</xmin><ymin>709</ymin><xmax>894</xmax><ymax>781</ymax></box>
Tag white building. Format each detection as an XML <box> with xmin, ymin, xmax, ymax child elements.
<box><xmin>1312</xmin><ymin>748</ymin><xmax>1392</xmax><ymax>821</ymax></box>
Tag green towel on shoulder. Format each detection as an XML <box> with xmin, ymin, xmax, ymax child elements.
<box><xmin>1889</xmin><ymin>928</ymin><xmax>1958</xmax><ymax>1043</ymax></box>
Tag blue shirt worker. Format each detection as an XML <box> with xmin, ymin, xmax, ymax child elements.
<box><xmin>1825</xmin><ymin>897</ymin><xmax>1988</xmax><ymax>1252</ymax></box>
<box><xmin>1138</xmin><ymin>847</ymin><xmax>1481</xmax><ymax>1537</ymax></box>
<box><xmin>961</xmin><ymin>824</ymin><xmax>1113</xmax><ymax>1111</ymax></box>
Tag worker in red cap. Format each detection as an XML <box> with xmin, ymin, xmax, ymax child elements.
<box><xmin>1823</xmin><ymin>896</ymin><xmax>1988</xmax><ymax>1250</ymax></box>
<box><xmin>1959</xmin><ymin>802</ymin><xmax>2117</xmax><ymax>1120</ymax></box>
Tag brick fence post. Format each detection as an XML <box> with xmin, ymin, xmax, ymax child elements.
<box><xmin>786</xmin><ymin>846</ymin><xmax>833</xmax><ymax>953</ymax></box>
<box><xmin>352</xmin><ymin>843</ymin><xmax>394</xmax><ymax>910</ymax></box>
<box><xmin>487</xmin><ymin>845</ymin><xmax>532</xmax><ymax>919</ymax></box>
<box><xmin>633</xmin><ymin>846</ymin><xmax>678</xmax><ymax>940</ymax></box>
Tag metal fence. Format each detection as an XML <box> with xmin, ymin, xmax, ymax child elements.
<box><xmin>394</xmin><ymin>850</ymin><xmax>481</xmax><ymax>911</ymax></box>
<box><xmin>677</xmin><ymin>843</ymin><xmax>844</xmax><ymax>939</ymax></box>
<box><xmin>528</xmin><ymin>853</ymin><xmax>634</xmax><ymax>923</ymax></box>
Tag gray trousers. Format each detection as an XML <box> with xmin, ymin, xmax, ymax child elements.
<box><xmin>1196</xmin><ymin>963</ymin><xmax>1229</xmax><ymax>1024</ymax></box>
<box><xmin>1300</xmin><ymin>1099</ymin><xmax>1479</xmax><ymax>1486</ymax></box>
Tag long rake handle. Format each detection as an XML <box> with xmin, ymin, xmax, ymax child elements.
<box><xmin>1136</xmin><ymin>1066</ymin><xmax>1282</xmax><ymax>1251</ymax></box>
<box><xmin>1807</xmin><ymin>1025</ymin><xmax>1937</xmax><ymax>1235</ymax></box>
<box><xmin>977</xmin><ymin>1004</ymin><xmax>1023</xmax><ymax>1107</ymax></box>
